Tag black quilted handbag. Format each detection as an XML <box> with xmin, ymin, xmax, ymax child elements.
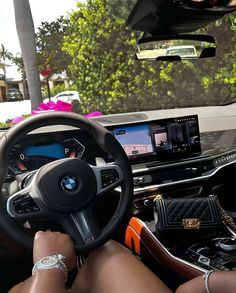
<box><xmin>154</xmin><ymin>195</ymin><xmax>222</xmax><ymax>233</ymax></box>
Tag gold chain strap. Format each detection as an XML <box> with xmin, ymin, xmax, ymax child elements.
<box><xmin>214</xmin><ymin>195</ymin><xmax>236</xmax><ymax>232</ymax></box>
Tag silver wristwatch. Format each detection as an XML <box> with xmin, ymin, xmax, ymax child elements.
<box><xmin>32</xmin><ymin>254</ymin><xmax>68</xmax><ymax>282</ymax></box>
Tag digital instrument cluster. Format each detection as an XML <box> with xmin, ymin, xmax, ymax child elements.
<box><xmin>8</xmin><ymin>138</ymin><xmax>85</xmax><ymax>175</ymax></box>
<box><xmin>111</xmin><ymin>115</ymin><xmax>201</xmax><ymax>161</ymax></box>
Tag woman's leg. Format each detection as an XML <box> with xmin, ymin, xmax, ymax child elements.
<box><xmin>70</xmin><ymin>240</ymin><xmax>172</xmax><ymax>293</ymax></box>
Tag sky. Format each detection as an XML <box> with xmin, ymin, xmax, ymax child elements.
<box><xmin>0</xmin><ymin>0</ymin><xmax>80</xmax><ymax>77</ymax></box>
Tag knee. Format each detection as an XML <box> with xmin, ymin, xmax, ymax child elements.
<box><xmin>91</xmin><ymin>240</ymin><xmax>129</xmax><ymax>257</ymax></box>
<box><xmin>87</xmin><ymin>240</ymin><xmax>130</xmax><ymax>270</ymax></box>
<box><xmin>8</xmin><ymin>282</ymin><xmax>24</xmax><ymax>293</ymax></box>
<box><xmin>175</xmin><ymin>283</ymin><xmax>191</xmax><ymax>293</ymax></box>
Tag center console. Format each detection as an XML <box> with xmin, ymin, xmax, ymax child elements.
<box><xmin>170</xmin><ymin>236</ymin><xmax>236</xmax><ymax>271</ymax></box>
<box><xmin>125</xmin><ymin>217</ymin><xmax>236</xmax><ymax>281</ymax></box>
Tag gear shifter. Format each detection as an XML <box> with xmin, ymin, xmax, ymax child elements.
<box><xmin>218</xmin><ymin>237</ymin><xmax>236</xmax><ymax>252</ymax></box>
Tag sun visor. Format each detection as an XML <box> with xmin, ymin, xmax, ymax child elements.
<box><xmin>127</xmin><ymin>0</ymin><xmax>236</xmax><ymax>34</ymax></box>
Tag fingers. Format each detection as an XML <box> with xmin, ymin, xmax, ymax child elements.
<box><xmin>34</xmin><ymin>230</ymin><xmax>70</xmax><ymax>238</ymax></box>
<box><xmin>35</xmin><ymin>230</ymin><xmax>62</xmax><ymax>236</ymax></box>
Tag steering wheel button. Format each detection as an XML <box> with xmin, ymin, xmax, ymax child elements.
<box><xmin>22</xmin><ymin>194</ymin><xmax>30</xmax><ymax>200</ymax></box>
<box><xmin>20</xmin><ymin>201</ymin><xmax>30</xmax><ymax>207</ymax></box>
<box><xmin>16</xmin><ymin>208</ymin><xmax>24</xmax><ymax>214</ymax></box>
<box><xmin>14</xmin><ymin>198</ymin><xmax>23</xmax><ymax>205</ymax></box>
<box><xmin>102</xmin><ymin>182</ymin><xmax>108</xmax><ymax>188</ymax></box>
<box><xmin>32</xmin><ymin>206</ymin><xmax>40</xmax><ymax>211</ymax></box>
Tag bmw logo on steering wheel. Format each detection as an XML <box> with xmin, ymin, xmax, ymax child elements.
<box><xmin>61</xmin><ymin>175</ymin><xmax>78</xmax><ymax>192</ymax></box>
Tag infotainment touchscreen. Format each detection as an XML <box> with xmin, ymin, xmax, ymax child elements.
<box><xmin>112</xmin><ymin>115</ymin><xmax>201</xmax><ymax>161</ymax></box>
<box><xmin>114</xmin><ymin>124</ymin><xmax>154</xmax><ymax>157</ymax></box>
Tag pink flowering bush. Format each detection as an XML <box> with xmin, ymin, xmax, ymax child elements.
<box><xmin>84</xmin><ymin>111</ymin><xmax>103</xmax><ymax>117</ymax></box>
<box><xmin>12</xmin><ymin>116</ymin><xmax>26</xmax><ymax>124</ymax></box>
<box><xmin>0</xmin><ymin>100</ymin><xmax>103</xmax><ymax>128</ymax></box>
<box><xmin>32</xmin><ymin>100</ymin><xmax>73</xmax><ymax>114</ymax></box>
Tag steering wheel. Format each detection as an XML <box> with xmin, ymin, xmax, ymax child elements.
<box><xmin>0</xmin><ymin>112</ymin><xmax>133</xmax><ymax>253</ymax></box>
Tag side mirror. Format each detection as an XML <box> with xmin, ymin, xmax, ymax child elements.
<box><xmin>135</xmin><ymin>34</ymin><xmax>216</xmax><ymax>61</ymax></box>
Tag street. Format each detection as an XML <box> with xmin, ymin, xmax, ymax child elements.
<box><xmin>0</xmin><ymin>100</ymin><xmax>32</xmax><ymax>123</ymax></box>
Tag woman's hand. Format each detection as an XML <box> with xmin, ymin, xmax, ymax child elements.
<box><xmin>176</xmin><ymin>271</ymin><xmax>236</xmax><ymax>293</ymax></box>
<box><xmin>33</xmin><ymin>231</ymin><xmax>76</xmax><ymax>271</ymax></box>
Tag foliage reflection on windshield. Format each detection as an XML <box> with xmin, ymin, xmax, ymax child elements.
<box><xmin>51</xmin><ymin>2</ymin><xmax>236</xmax><ymax>114</ymax></box>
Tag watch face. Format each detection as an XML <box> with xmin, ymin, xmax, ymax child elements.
<box><xmin>41</xmin><ymin>256</ymin><xmax>58</xmax><ymax>267</ymax></box>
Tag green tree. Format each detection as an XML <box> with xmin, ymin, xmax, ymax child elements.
<box><xmin>63</xmin><ymin>0</ymin><xmax>147</xmax><ymax>114</ymax></box>
<box><xmin>11</xmin><ymin>54</ymin><xmax>25</xmax><ymax>79</ymax></box>
<box><xmin>0</xmin><ymin>44</ymin><xmax>13</xmax><ymax>77</ymax></box>
<box><xmin>0</xmin><ymin>44</ymin><xmax>13</xmax><ymax>63</ymax></box>
<box><xmin>36</xmin><ymin>16</ymin><xmax>72</xmax><ymax>75</ymax></box>
<box><xmin>11</xmin><ymin>54</ymin><xmax>29</xmax><ymax>100</ymax></box>
<box><xmin>63</xmin><ymin>1</ymin><xmax>236</xmax><ymax>114</ymax></box>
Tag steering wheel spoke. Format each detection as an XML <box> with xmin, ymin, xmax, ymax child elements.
<box><xmin>61</xmin><ymin>206</ymin><xmax>100</xmax><ymax>246</ymax></box>
<box><xmin>91</xmin><ymin>164</ymin><xmax>123</xmax><ymax>196</ymax></box>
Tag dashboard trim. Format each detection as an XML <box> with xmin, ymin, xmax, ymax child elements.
<box><xmin>129</xmin><ymin>159</ymin><xmax>236</xmax><ymax>195</ymax></box>
<box><xmin>132</xmin><ymin>150</ymin><xmax>236</xmax><ymax>175</ymax></box>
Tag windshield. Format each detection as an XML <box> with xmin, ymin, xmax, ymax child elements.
<box><xmin>0</xmin><ymin>1</ymin><xmax>235</xmax><ymax>128</ymax></box>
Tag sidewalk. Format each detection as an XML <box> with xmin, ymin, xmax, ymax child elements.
<box><xmin>0</xmin><ymin>100</ymin><xmax>31</xmax><ymax>123</ymax></box>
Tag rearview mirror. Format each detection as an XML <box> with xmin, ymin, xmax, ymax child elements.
<box><xmin>135</xmin><ymin>34</ymin><xmax>216</xmax><ymax>61</ymax></box>
<box><xmin>179</xmin><ymin>0</ymin><xmax>236</xmax><ymax>10</ymax></box>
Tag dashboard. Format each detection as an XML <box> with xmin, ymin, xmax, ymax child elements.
<box><xmin>0</xmin><ymin>110</ymin><xmax>236</xmax><ymax>218</ymax></box>
<box><xmin>0</xmin><ymin>106</ymin><xmax>235</xmax><ymax>289</ymax></box>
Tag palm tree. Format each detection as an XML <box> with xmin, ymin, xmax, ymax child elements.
<box><xmin>0</xmin><ymin>44</ymin><xmax>13</xmax><ymax>63</ymax></box>
<box><xmin>13</xmin><ymin>0</ymin><xmax>42</xmax><ymax>110</ymax></box>
<box><xmin>0</xmin><ymin>44</ymin><xmax>13</xmax><ymax>77</ymax></box>
<box><xmin>11</xmin><ymin>54</ymin><xmax>29</xmax><ymax>100</ymax></box>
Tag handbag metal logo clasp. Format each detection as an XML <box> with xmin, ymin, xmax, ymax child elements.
<box><xmin>182</xmin><ymin>218</ymin><xmax>200</xmax><ymax>229</ymax></box>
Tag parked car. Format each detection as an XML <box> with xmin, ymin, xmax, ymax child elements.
<box><xmin>6</xmin><ymin>88</ymin><xmax>23</xmax><ymax>102</ymax></box>
<box><xmin>165</xmin><ymin>45</ymin><xmax>197</xmax><ymax>58</ymax></box>
<box><xmin>43</xmin><ymin>90</ymin><xmax>81</xmax><ymax>103</ymax></box>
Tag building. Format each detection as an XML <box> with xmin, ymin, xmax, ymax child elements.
<box><xmin>0</xmin><ymin>63</ymin><xmax>25</xmax><ymax>102</ymax></box>
<box><xmin>0</xmin><ymin>62</ymin><xmax>7</xmax><ymax>102</ymax></box>
<box><xmin>0</xmin><ymin>62</ymin><xmax>70</xmax><ymax>102</ymax></box>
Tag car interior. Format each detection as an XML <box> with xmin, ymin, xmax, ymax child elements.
<box><xmin>0</xmin><ymin>0</ymin><xmax>236</xmax><ymax>292</ymax></box>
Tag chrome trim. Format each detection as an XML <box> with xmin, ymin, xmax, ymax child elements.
<box><xmin>225</xmin><ymin>226</ymin><xmax>236</xmax><ymax>238</ymax></box>
<box><xmin>132</xmin><ymin>166</ymin><xmax>149</xmax><ymax>173</ymax></box>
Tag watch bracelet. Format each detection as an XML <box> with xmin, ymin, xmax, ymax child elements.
<box><xmin>32</xmin><ymin>254</ymin><xmax>68</xmax><ymax>282</ymax></box>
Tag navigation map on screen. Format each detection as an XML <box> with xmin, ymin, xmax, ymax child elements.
<box><xmin>114</xmin><ymin>124</ymin><xmax>153</xmax><ymax>157</ymax></box>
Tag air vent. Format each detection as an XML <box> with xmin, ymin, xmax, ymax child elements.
<box><xmin>214</xmin><ymin>153</ymin><xmax>236</xmax><ymax>167</ymax></box>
